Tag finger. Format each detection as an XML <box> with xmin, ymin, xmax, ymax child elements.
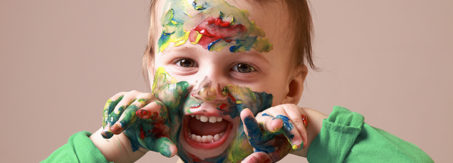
<box><xmin>111</xmin><ymin>95</ymin><xmax>152</xmax><ymax>134</ymax></box>
<box><xmin>107</xmin><ymin>92</ymin><xmax>138</xmax><ymax>126</ymax></box>
<box><xmin>257</xmin><ymin>113</ymin><xmax>283</xmax><ymax>133</ymax></box>
<box><xmin>136</xmin><ymin>100</ymin><xmax>167</xmax><ymax>121</ymax></box>
<box><xmin>274</xmin><ymin>114</ymin><xmax>303</xmax><ymax>150</ymax></box>
<box><xmin>263</xmin><ymin>107</ymin><xmax>304</xmax><ymax>150</ymax></box>
<box><xmin>240</xmin><ymin>108</ymin><xmax>262</xmax><ymax>140</ymax></box>
<box><xmin>102</xmin><ymin>94</ymin><xmax>124</xmax><ymax>128</ymax></box>
<box><xmin>101</xmin><ymin>94</ymin><xmax>137</xmax><ymax>138</ymax></box>
<box><xmin>154</xmin><ymin>137</ymin><xmax>178</xmax><ymax>158</ymax></box>
<box><xmin>241</xmin><ymin>108</ymin><xmax>277</xmax><ymax>154</ymax></box>
<box><xmin>241</xmin><ymin>152</ymin><xmax>272</xmax><ymax>163</ymax></box>
<box><xmin>101</xmin><ymin>94</ymin><xmax>125</xmax><ymax>138</ymax></box>
<box><xmin>282</xmin><ymin>106</ymin><xmax>308</xmax><ymax>150</ymax></box>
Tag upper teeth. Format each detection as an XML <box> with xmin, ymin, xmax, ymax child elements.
<box><xmin>192</xmin><ymin>115</ymin><xmax>223</xmax><ymax>123</ymax></box>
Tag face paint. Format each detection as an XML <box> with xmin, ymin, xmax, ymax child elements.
<box><xmin>158</xmin><ymin>0</ymin><xmax>272</xmax><ymax>53</ymax></box>
<box><xmin>106</xmin><ymin>67</ymin><xmax>290</xmax><ymax>162</ymax></box>
<box><xmin>113</xmin><ymin>67</ymin><xmax>191</xmax><ymax>153</ymax></box>
<box><xmin>172</xmin><ymin>73</ymin><xmax>280</xmax><ymax>162</ymax></box>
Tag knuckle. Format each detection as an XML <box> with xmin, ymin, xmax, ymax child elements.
<box><xmin>128</xmin><ymin>90</ymin><xmax>140</xmax><ymax>95</ymax></box>
<box><xmin>110</xmin><ymin>92</ymin><xmax>125</xmax><ymax>100</ymax></box>
<box><xmin>138</xmin><ymin>92</ymin><xmax>152</xmax><ymax>99</ymax></box>
<box><xmin>292</xmin><ymin>118</ymin><xmax>303</xmax><ymax>125</ymax></box>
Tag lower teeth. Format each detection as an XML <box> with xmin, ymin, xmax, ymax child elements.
<box><xmin>190</xmin><ymin>132</ymin><xmax>224</xmax><ymax>143</ymax></box>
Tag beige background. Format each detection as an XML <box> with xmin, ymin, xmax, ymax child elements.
<box><xmin>1</xmin><ymin>0</ymin><xmax>452</xmax><ymax>162</ymax></box>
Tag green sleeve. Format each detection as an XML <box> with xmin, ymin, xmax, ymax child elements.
<box><xmin>307</xmin><ymin>106</ymin><xmax>433</xmax><ymax>163</ymax></box>
<box><xmin>42</xmin><ymin>131</ymin><xmax>110</xmax><ymax>163</ymax></box>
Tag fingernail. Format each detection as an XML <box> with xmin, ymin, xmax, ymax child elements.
<box><xmin>159</xmin><ymin>143</ymin><xmax>172</xmax><ymax>157</ymax></box>
<box><xmin>292</xmin><ymin>141</ymin><xmax>304</xmax><ymax>151</ymax></box>
<box><xmin>101</xmin><ymin>130</ymin><xmax>113</xmax><ymax>138</ymax></box>
<box><xmin>111</xmin><ymin>124</ymin><xmax>122</xmax><ymax>134</ymax></box>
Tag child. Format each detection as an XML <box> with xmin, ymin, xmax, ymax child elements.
<box><xmin>44</xmin><ymin>0</ymin><xmax>433</xmax><ymax>162</ymax></box>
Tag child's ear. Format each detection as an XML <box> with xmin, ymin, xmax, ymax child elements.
<box><xmin>282</xmin><ymin>64</ymin><xmax>308</xmax><ymax>104</ymax></box>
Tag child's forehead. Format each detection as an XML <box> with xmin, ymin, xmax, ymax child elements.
<box><xmin>153</xmin><ymin>0</ymin><xmax>293</xmax><ymax>55</ymax></box>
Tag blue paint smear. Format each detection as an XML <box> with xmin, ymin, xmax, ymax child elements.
<box><xmin>221</xmin><ymin>88</ymin><xmax>273</xmax><ymax>119</ymax></box>
<box><xmin>260</xmin><ymin>113</ymin><xmax>295</xmax><ymax>140</ymax></box>
<box><xmin>243</xmin><ymin>116</ymin><xmax>276</xmax><ymax>153</ymax></box>
<box><xmin>229</xmin><ymin>45</ymin><xmax>241</xmax><ymax>52</ymax></box>
<box><xmin>192</xmin><ymin>0</ymin><xmax>208</xmax><ymax>10</ymax></box>
<box><xmin>261</xmin><ymin>113</ymin><xmax>272</xmax><ymax>117</ymax></box>
<box><xmin>275</xmin><ymin>115</ymin><xmax>295</xmax><ymax>140</ymax></box>
<box><xmin>207</xmin><ymin>39</ymin><xmax>221</xmax><ymax>50</ymax></box>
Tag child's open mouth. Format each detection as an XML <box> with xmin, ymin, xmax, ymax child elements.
<box><xmin>182</xmin><ymin>113</ymin><xmax>233</xmax><ymax>149</ymax></box>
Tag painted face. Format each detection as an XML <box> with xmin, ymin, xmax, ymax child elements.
<box><xmin>151</xmin><ymin>67</ymin><xmax>275</xmax><ymax>162</ymax></box>
<box><xmin>177</xmin><ymin>78</ymin><xmax>274</xmax><ymax>162</ymax></box>
<box><xmin>150</xmin><ymin>0</ymin><xmax>298</xmax><ymax>162</ymax></box>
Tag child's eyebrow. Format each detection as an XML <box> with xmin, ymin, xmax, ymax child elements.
<box><xmin>164</xmin><ymin>45</ymin><xmax>270</xmax><ymax>64</ymax></box>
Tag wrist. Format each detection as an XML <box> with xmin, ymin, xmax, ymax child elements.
<box><xmin>90</xmin><ymin>127</ymin><xmax>147</xmax><ymax>162</ymax></box>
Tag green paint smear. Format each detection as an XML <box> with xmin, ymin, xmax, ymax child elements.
<box><xmin>157</xmin><ymin>0</ymin><xmax>272</xmax><ymax>53</ymax></box>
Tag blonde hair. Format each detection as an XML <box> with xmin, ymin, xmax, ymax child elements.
<box><xmin>142</xmin><ymin>0</ymin><xmax>314</xmax><ymax>83</ymax></box>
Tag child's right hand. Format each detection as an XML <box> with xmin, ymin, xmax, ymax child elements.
<box><xmin>96</xmin><ymin>80</ymin><xmax>191</xmax><ymax>160</ymax></box>
<box><xmin>100</xmin><ymin>90</ymin><xmax>179</xmax><ymax>157</ymax></box>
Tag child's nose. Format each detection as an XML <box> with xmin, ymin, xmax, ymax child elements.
<box><xmin>192</xmin><ymin>77</ymin><xmax>227</xmax><ymax>102</ymax></box>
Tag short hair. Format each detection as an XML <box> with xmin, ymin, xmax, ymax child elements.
<box><xmin>142</xmin><ymin>0</ymin><xmax>314</xmax><ymax>83</ymax></box>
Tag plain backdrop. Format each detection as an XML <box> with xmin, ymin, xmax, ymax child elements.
<box><xmin>1</xmin><ymin>0</ymin><xmax>452</xmax><ymax>162</ymax></box>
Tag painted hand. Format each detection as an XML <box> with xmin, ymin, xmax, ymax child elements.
<box><xmin>240</xmin><ymin>104</ymin><xmax>308</xmax><ymax>162</ymax></box>
<box><xmin>100</xmin><ymin>80</ymin><xmax>190</xmax><ymax>157</ymax></box>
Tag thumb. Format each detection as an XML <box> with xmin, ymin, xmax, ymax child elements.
<box><xmin>154</xmin><ymin>137</ymin><xmax>178</xmax><ymax>158</ymax></box>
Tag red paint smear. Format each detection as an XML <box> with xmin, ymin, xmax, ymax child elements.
<box><xmin>136</xmin><ymin>109</ymin><xmax>158</xmax><ymax>120</ymax></box>
<box><xmin>189</xmin><ymin>17</ymin><xmax>246</xmax><ymax>48</ymax></box>
<box><xmin>151</xmin><ymin>122</ymin><xmax>168</xmax><ymax>138</ymax></box>
<box><xmin>140</xmin><ymin>127</ymin><xmax>145</xmax><ymax>139</ymax></box>
<box><xmin>218</xmin><ymin>103</ymin><xmax>228</xmax><ymax>110</ymax></box>
<box><xmin>190</xmin><ymin>104</ymin><xmax>201</xmax><ymax>109</ymax></box>
<box><xmin>139</xmin><ymin>119</ymin><xmax>169</xmax><ymax>140</ymax></box>
<box><xmin>136</xmin><ymin>109</ymin><xmax>148</xmax><ymax>119</ymax></box>
<box><xmin>301</xmin><ymin>114</ymin><xmax>308</xmax><ymax>127</ymax></box>
<box><xmin>227</xmin><ymin>92</ymin><xmax>236</xmax><ymax>103</ymax></box>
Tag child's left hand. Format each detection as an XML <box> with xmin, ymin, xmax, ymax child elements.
<box><xmin>240</xmin><ymin>104</ymin><xmax>309</xmax><ymax>162</ymax></box>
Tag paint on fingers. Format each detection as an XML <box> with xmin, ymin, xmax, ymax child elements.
<box><xmin>243</xmin><ymin>115</ymin><xmax>275</xmax><ymax>153</ymax></box>
<box><xmin>274</xmin><ymin>114</ymin><xmax>305</xmax><ymax>150</ymax></box>
<box><xmin>155</xmin><ymin>137</ymin><xmax>176</xmax><ymax>157</ymax></box>
<box><xmin>102</xmin><ymin>95</ymin><xmax>123</xmax><ymax>128</ymax></box>
<box><xmin>116</xmin><ymin>105</ymin><xmax>140</xmax><ymax>132</ymax></box>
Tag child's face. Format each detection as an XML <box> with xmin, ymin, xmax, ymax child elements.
<box><xmin>148</xmin><ymin>0</ymin><xmax>303</xmax><ymax>161</ymax></box>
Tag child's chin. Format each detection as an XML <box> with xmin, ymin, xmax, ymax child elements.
<box><xmin>179</xmin><ymin>114</ymin><xmax>239</xmax><ymax>160</ymax></box>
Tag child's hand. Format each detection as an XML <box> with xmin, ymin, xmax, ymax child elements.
<box><xmin>240</xmin><ymin>104</ymin><xmax>309</xmax><ymax>162</ymax></box>
<box><xmin>100</xmin><ymin>90</ymin><xmax>178</xmax><ymax>157</ymax></box>
<box><xmin>99</xmin><ymin>80</ymin><xmax>190</xmax><ymax>158</ymax></box>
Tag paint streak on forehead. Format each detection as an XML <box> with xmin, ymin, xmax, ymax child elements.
<box><xmin>158</xmin><ymin>0</ymin><xmax>272</xmax><ymax>53</ymax></box>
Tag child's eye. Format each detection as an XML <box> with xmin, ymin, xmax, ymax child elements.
<box><xmin>175</xmin><ymin>58</ymin><xmax>197</xmax><ymax>67</ymax></box>
<box><xmin>232</xmin><ymin>63</ymin><xmax>256</xmax><ymax>73</ymax></box>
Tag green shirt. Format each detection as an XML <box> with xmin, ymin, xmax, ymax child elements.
<box><xmin>43</xmin><ymin>131</ymin><xmax>110</xmax><ymax>163</ymax></box>
<box><xmin>307</xmin><ymin>106</ymin><xmax>433</xmax><ymax>163</ymax></box>
<box><xmin>43</xmin><ymin>106</ymin><xmax>433</xmax><ymax>162</ymax></box>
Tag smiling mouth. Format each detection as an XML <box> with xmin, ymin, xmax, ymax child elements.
<box><xmin>183</xmin><ymin>114</ymin><xmax>233</xmax><ymax>149</ymax></box>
